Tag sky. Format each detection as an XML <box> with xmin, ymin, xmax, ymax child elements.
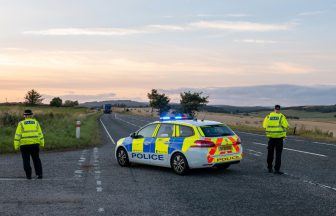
<box><xmin>0</xmin><ymin>0</ymin><xmax>335</xmax><ymax>106</ymax></box>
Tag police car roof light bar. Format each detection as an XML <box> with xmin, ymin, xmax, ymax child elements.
<box><xmin>159</xmin><ymin>115</ymin><xmax>193</xmax><ymax>121</ymax></box>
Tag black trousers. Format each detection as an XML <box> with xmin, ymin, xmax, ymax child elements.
<box><xmin>20</xmin><ymin>144</ymin><xmax>43</xmax><ymax>178</ymax></box>
<box><xmin>267</xmin><ymin>138</ymin><xmax>284</xmax><ymax>171</ymax></box>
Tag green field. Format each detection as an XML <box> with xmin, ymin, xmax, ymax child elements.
<box><xmin>0</xmin><ymin>105</ymin><xmax>101</xmax><ymax>153</ymax></box>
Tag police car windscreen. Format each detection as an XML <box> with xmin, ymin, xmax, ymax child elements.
<box><xmin>201</xmin><ymin>125</ymin><xmax>235</xmax><ymax>137</ymax></box>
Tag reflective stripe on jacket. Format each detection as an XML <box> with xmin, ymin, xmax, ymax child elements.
<box><xmin>14</xmin><ymin>118</ymin><xmax>44</xmax><ymax>150</ymax></box>
<box><xmin>262</xmin><ymin>112</ymin><xmax>289</xmax><ymax>138</ymax></box>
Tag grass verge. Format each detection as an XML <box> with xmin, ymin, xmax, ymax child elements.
<box><xmin>0</xmin><ymin>105</ymin><xmax>101</xmax><ymax>154</ymax></box>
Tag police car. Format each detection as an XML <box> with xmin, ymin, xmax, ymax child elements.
<box><xmin>115</xmin><ymin>116</ymin><xmax>243</xmax><ymax>175</ymax></box>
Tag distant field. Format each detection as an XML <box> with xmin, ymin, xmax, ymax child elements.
<box><xmin>114</xmin><ymin>107</ymin><xmax>336</xmax><ymax>142</ymax></box>
<box><xmin>0</xmin><ymin>105</ymin><xmax>101</xmax><ymax>153</ymax></box>
<box><xmin>250</xmin><ymin>110</ymin><xmax>336</xmax><ymax>122</ymax></box>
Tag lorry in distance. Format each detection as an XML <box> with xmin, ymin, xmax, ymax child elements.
<box><xmin>103</xmin><ymin>104</ymin><xmax>112</xmax><ymax>114</ymax></box>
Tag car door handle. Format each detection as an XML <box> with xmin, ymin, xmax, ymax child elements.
<box><xmin>144</xmin><ymin>142</ymin><xmax>151</xmax><ymax>145</ymax></box>
<box><xmin>164</xmin><ymin>141</ymin><xmax>170</xmax><ymax>145</ymax></box>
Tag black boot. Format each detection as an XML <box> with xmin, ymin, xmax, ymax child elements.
<box><xmin>274</xmin><ymin>170</ymin><xmax>284</xmax><ymax>175</ymax></box>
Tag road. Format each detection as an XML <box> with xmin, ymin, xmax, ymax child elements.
<box><xmin>0</xmin><ymin>113</ymin><xmax>335</xmax><ymax>216</ymax></box>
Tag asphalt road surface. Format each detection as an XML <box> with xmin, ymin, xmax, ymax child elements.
<box><xmin>0</xmin><ymin>113</ymin><xmax>335</xmax><ymax>216</ymax></box>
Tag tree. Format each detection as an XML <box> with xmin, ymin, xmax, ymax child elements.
<box><xmin>180</xmin><ymin>91</ymin><xmax>209</xmax><ymax>117</ymax></box>
<box><xmin>63</xmin><ymin>100</ymin><xmax>79</xmax><ymax>107</ymax></box>
<box><xmin>50</xmin><ymin>97</ymin><xmax>62</xmax><ymax>107</ymax></box>
<box><xmin>147</xmin><ymin>89</ymin><xmax>170</xmax><ymax>115</ymax></box>
<box><xmin>24</xmin><ymin>89</ymin><xmax>44</xmax><ymax>105</ymax></box>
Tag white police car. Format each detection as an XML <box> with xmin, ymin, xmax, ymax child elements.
<box><xmin>115</xmin><ymin>116</ymin><xmax>243</xmax><ymax>175</ymax></box>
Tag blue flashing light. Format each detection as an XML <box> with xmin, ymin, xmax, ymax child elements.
<box><xmin>160</xmin><ymin>114</ymin><xmax>193</xmax><ymax>121</ymax></box>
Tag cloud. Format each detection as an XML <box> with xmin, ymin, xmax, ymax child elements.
<box><xmin>298</xmin><ymin>11</ymin><xmax>325</xmax><ymax>16</ymax></box>
<box><xmin>270</xmin><ymin>62</ymin><xmax>314</xmax><ymax>74</ymax></box>
<box><xmin>234</xmin><ymin>39</ymin><xmax>279</xmax><ymax>44</ymax></box>
<box><xmin>147</xmin><ymin>25</ymin><xmax>185</xmax><ymax>31</ymax></box>
<box><xmin>161</xmin><ymin>85</ymin><xmax>336</xmax><ymax>106</ymax></box>
<box><xmin>23</xmin><ymin>20</ymin><xmax>295</xmax><ymax>36</ymax></box>
<box><xmin>43</xmin><ymin>92</ymin><xmax>116</xmax><ymax>103</ymax></box>
<box><xmin>23</xmin><ymin>28</ymin><xmax>146</xmax><ymax>36</ymax></box>
<box><xmin>190</xmin><ymin>21</ymin><xmax>294</xmax><ymax>32</ymax></box>
<box><xmin>196</xmin><ymin>13</ymin><xmax>250</xmax><ymax>18</ymax></box>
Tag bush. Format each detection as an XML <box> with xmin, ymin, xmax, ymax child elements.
<box><xmin>63</xmin><ymin>100</ymin><xmax>79</xmax><ymax>107</ymax></box>
<box><xmin>50</xmin><ymin>97</ymin><xmax>62</xmax><ymax>107</ymax></box>
<box><xmin>0</xmin><ymin>113</ymin><xmax>20</xmax><ymax>126</ymax></box>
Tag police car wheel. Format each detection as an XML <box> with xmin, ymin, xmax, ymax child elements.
<box><xmin>117</xmin><ymin>147</ymin><xmax>130</xmax><ymax>167</ymax></box>
<box><xmin>171</xmin><ymin>153</ymin><xmax>189</xmax><ymax>175</ymax></box>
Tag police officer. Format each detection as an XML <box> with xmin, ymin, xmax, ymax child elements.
<box><xmin>263</xmin><ymin>105</ymin><xmax>289</xmax><ymax>175</ymax></box>
<box><xmin>14</xmin><ymin>110</ymin><xmax>44</xmax><ymax>179</ymax></box>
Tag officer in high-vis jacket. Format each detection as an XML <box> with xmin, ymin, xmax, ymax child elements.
<box><xmin>263</xmin><ymin>105</ymin><xmax>289</xmax><ymax>175</ymax></box>
<box><xmin>14</xmin><ymin>110</ymin><xmax>44</xmax><ymax>179</ymax></box>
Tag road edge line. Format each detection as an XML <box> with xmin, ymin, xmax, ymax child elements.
<box><xmin>100</xmin><ymin>118</ymin><xmax>116</xmax><ymax>145</ymax></box>
<box><xmin>252</xmin><ymin>142</ymin><xmax>327</xmax><ymax>157</ymax></box>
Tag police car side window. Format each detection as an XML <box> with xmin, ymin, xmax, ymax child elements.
<box><xmin>157</xmin><ymin>124</ymin><xmax>174</xmax><ymax>138</ymax></box>
<box><xmin>179</xmin><ymin>125</ymin><xmax>194</xmax><ymax>137</ymax></box>
<box><xmin>137</xmin><ymin>124</ymin><xmax>157</xmax><ymax>138</ymax></box>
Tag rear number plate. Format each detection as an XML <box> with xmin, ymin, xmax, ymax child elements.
<box><xmin>219</xmin><ymin>146</ymin><xmax>231</xmax><ymax>151</ymax></box>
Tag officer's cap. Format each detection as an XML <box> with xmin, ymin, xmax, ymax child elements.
<box><xmin>24</xmin><ymin>109</ymin><xmax>33</xmax><ymax>116</ymax></box>
<box><xmin>274</xmin><ymin>105</ymin><xmax>281</xmax><ymax>110</ymax></box>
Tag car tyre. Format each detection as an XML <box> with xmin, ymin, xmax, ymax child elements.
<box><xmin>171</xmin><ymin>153</ymin><xmax>189</xmax><ymax>175</ymax></box>
<box><xmin>116</xmin><ymin>147</ymin><xmax>130</xmax><ymax>167</ymax></box>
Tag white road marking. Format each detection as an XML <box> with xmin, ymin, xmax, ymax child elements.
<box><xmin>292</xmin><ymin>139</ymin><xmax>305</xmax><ymax>142</ymax></box>
<box><xmin>100</xmin><ymin>118</ymin><xmax>116</xmax><ymax>145</ymax></box>
<box><xmin>237</xmin><ymin>131</ymin><xmax>265</xmax><ymax>137</ymax></box>
<box><xmin>238</xmin><ymin>131</ymin><xmax>336</xmax><ymax>147</ymax></box>
<box><xmin>252</xmin><ymin>142</ymin><xmax>327</xmax><ymax>157</ymax></box>
<box><xmin>96</xmin><ymin>186</ymin><xmax>103</xmax><ymax>192</ymax></box>
<box><xmin>0</xmin><ymin>178</ymin><xmax>77</xmax><ymax>181</ymax></box>
<box><xmin>115</xmin><ymin>114</ymin><xmax>142</xmax><ymax>128</ymax></box>
<box><xmin>246</xmin><ymin>149</ymin><xmax>262</xmax><ymax>154</ymax></box>
<box><xmin>74</xmin><ymin>170</ymin><xmax>83</xmax><ymax>174</ymax></box>
<box><xmin>313</xmin><ymin>141</ymin><xmax>336</xmax><ymax>147</ymax></box>
<box><xmin>98</xmin><ymin>208</ymin><xmax>105</xmax><ymax>213</ymax></box>
<box><xmin>285</xmin><ymin>173</ymin><xmax>336</xmax><ymax>192</ymax></box>
<box><xmin>122</xmin><ymin>115</ymin><xmax>152</xmax><ymax>123</ymax></box>
<box><xmin>97</xmin><ymin>180</ymin><xmax>102</xmax><ymax>186</ymax></box>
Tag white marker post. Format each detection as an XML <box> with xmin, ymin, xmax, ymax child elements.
<box><xmin>76</xmin><ymin>121</ymin><xmax>81</xmax><ymax>139</ymax></box>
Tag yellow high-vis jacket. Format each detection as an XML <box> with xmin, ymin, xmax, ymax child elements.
<box><xmin>263</xmin><ymin>112</ymin><xmax>289</xmax><ymax>138</ymax></box>
<box><xmin>14</xmin><ymin>118</ymin><xmax>44</xmax><ymax>150</ymax></box>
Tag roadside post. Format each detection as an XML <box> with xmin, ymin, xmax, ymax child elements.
<box><xmin>76</xmin><ymin>120</ymin><xmax>81</xmax><ymax>139</ymax></box>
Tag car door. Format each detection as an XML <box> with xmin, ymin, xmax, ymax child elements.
<box><xmin>129</xmin><ymin>123</ymin><xmax>159</xmax><ymax>163</ymax></box>
<box><xmin>154</xmin><ymin>123</ymin><xmax>175</xmax><ymax>166</ymax></box>
<box><xmin>169</xmin><ymin>124</ymin><xmax>196</xmax><ymax>154</ymax></box>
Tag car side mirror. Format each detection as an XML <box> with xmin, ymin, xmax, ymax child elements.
<box><xmin>130</xmin><ymin>132</ymin><xmax>137</xmax><ymax>138</ymax></box>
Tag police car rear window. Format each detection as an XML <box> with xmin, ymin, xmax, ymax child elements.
<box><xmin>200</xmin><ymin>125</ymin><xmax>235</xmax><ymax>137</ymax></box>
<box><xmin>178</xmin><ymin>125</ymin><xmax>194</xmax><ymax>137</ymax></box>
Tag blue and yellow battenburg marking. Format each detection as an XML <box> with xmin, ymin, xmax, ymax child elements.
<box><xmin>122</xmin><ymin>137</ymin><xmax>186</xmax><ymax>154</ymax></box>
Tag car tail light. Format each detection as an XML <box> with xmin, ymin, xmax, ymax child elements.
<box><xmin>237</xmin><ymin>137</ymin><xmax>242</xmax><ymax>145</ymax></box>
<box><xmin>191</xmin><ymin>140</ymin><xmax>216</xmax><ymax>148</ymax></box>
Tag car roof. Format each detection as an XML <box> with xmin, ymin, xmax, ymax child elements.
<box><xmin>152</xmin><ymin>119</ymin><xmax>223</xmax><ymax>127</ymax></box>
